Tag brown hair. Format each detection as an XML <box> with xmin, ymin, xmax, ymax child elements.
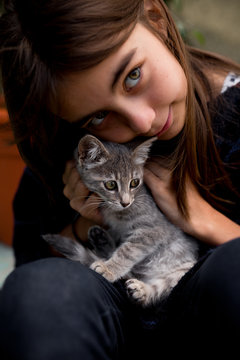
<box><xmin>0</xmin><ymin>0</ymin><xmax>240</xmax><ymax>214</ymax></box>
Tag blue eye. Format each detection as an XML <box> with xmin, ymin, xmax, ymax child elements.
<box><xmin>124</xmin><ymin>67</ymin><xmax>141</xmax><ymax>91</ymax></box>
<box><xmin>89</xmin><ymin>111</ymin><xmax>109</xmax><ymax>126</ymax></box>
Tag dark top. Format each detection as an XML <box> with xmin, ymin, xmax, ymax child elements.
<box><xmin>12</xmin><ymin>83</ymin><xmax>240</xmax><ymax>267</ymax></box>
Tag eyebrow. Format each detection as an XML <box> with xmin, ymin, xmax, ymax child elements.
<box><xmin>71</xmin><ymin>48</ymin><xmax>138</xmax><ymax>126</ymax></box>
<box><xmin>111</xmin><ymin>48</ymin><xmax>137</xmax><ymax>90</ymax></box>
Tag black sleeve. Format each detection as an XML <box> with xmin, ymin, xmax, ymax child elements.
<box><xmin>13</xmin><ymin>167</ymin><xmax>75</xmax><ymax>267</ymax></box>
<box><xmin>211</xmin><ymin>83</ymin><xmax>240</xmax><ymax>224</ymax></box>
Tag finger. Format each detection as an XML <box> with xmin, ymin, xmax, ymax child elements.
<box><xmin>63</xmin><ymin>165</ymin><xmax>84</xmax><ymax>198</ymax></box>
<box><xmin>145</xmin><ymin>161</ymin><xmax>171</xmax><ymax>181</ymax></box>
<box><xmin>63</xmin><ymin>174</ymin><xmax>89</xmax><ymax>200</ymax></box>
<box><xmin>84</xmin><ymin>193</ymin><xmax>103</xmax><ymax>223</ymax></box>
<box><xmin>70</xmin><ymin>193</ymin><xmax>103</xmax><ymax>224</ymax></box>
<box><xmin>62</xmin><ymin>160</ymin><xmax>76</xmax><ymax>184</ymax></box>
<box><xmin>144</xmin><ymin>167</ymin><xmax>175</xmax><ymax>208</ymax></box>
<box><xmin>144</xmin><ymin>167</ymin><xmax>161</xmax><ymax>188</ymax></box>
<box><xmin>144</xmin><ymin>164</ymin><xmax>157</xmax><ymax>185</ymax></box>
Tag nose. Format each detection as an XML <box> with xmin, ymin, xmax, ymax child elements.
<box><xmin>120</xmin><ymin>201</ymin><xmax>130</xmax><ymax>208</ymax></box>
<box><xmin>120</xmin><ymin>192</ymin><xmax>131</xmax><ymax>208</ymax></box>
<box><xmin>121</xmin><ymin>100</ymin><xmax>156</xmax><ymax>135</ymax></box>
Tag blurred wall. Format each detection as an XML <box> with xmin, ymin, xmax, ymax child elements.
<box><xmin>180</xmin><ymin>0</ymin><xmax>240</xmax><ymax>63</ymax></box>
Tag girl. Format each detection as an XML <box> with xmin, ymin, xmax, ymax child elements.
<box><xmin>0</xmin><ymin>0</ymin><xmax>240</xmax><ymax>358</ymax></box>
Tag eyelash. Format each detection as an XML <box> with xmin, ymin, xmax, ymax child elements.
<box><xmin>86</xmin><ymin>111</ymin><xmax>109</xmax><ymax>128</ymax></box>
<box><xmin>86</xmin><ymin>65</ymin><xmax>142</xmax><ymax>128</ymax></box>
<box><xmin>124</xmin><ymin>66</ymin><xmax>142</xmax><ymax>92</ymax></box>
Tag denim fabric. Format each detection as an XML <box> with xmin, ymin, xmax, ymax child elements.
<box><xmin>1</xmin><ymin>238</ymin><xmax>240</xmax><ymax>359</ymax></box>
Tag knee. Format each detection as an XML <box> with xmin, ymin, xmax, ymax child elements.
<box><xmin>193</xmin><ymin>238</ymin><xmax>240</xmax><ymax>328</ymax></box>
<box><xmin>0</xmin><ymin>259</ymin><xmax>128</xmax><ymax>359</ymax></box>
<box><xmin>199</xmin><ymin>237</ymin><xmax>240</xmax><ymax>289</ymax></box>
<box><xmin>0</xmin><ymin>257</ymin><xmax>110</xmax><ymax>309</ymax></box>
<box><xmin>0</xmin><ymin>257</ymin><xmax>121</xmax><ymax>335</ymax></box>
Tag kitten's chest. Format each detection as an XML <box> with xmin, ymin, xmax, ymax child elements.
<box><xmin>105</xmin><ymin>213</ymin><xmax>130</xmax><ymax>233</ymax></box>
<box><xmin>102</xmin><ymin>209</ymin><xmax>134</xmax><ymax>240</ymax></box>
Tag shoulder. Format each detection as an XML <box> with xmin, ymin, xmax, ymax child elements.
<box><xmin>14</xmin><ymin>167</ymin><xmax>74</xmax><ymax>232</ymax></box>
<box><xmin>221</xmin><ymin>72</ymin><xmax>240</xmax><ymax>94</ymax></box>
<box><xmin>210</xmin><ymin>74</ymin><xmax>240</xmax><ymax>224</ymax></box>
<box><xmin>210</xmin><ymin>72</ymin><xmax>240</xmax><ymax>164</ymax></box>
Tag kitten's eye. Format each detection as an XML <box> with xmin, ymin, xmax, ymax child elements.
<box><xmin>89</xmin><ymin>111</ymin><xmax>109</xmax><ymax>127</ymax></box>
<box><xmin>124</xmin><ymin>67</ymin><xmax>141</xmax><ymax>91</ymax></box>
<box><xmin>130</xmin><ymin>178</ymin><xmax>140</xmax><ymax>188</ymax></box>
<box><xmin>104</xmin><ymin>181</ymin><xmax>118</xmax><ymax>191</ymax></box>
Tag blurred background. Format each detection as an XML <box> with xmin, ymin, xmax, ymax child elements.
<box><xmin>167</xmin><ymin>0</ymin><xmax>240</xmax><ymax>63</ymax></box>
<box><xmin>0</xmin><ymin>0</ymin><xmax>239</xmax><ymax>286</ymax></box>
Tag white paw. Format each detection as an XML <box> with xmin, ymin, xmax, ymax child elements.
<box><xmin>125</xmin><ymin>279</ymin><xmax>147</xmax><ymax>305</ymax></box>
<box><xmin>90</xmin><ymin>261</ymin><xmax>115</xmax><ymax>282</ymax></box>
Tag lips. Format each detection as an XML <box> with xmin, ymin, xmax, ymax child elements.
<box><xmin>156</xmin><ymin>106</ymin><xmax>172</xmax><ymax>138</ymax></box>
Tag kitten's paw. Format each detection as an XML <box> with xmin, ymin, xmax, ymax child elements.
<box><xmin>90</xmin><ymin>260</ymin><xmax>115</xmax><ymax>282</ymax></box>
<box><xmin>125</xmin><ymin>279</ymin><xmax>147</xmax><ymax>305</ymax></box>
<box><xmin>88</xmin><ymin>226</ymin><xmax>115</xmax><ymax>259</ymax></box>
<box><xmin>88</xmin><ymin>226</ymin><xmax>109</xmax><ymax>246</ymax></box>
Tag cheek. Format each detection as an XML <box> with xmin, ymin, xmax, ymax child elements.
<box><xmin>106</xmin><ymin>191</ymin><xmax>121</xmax><ymax>204</ymax></box>
<box><xmin>151</xmin><ymin>53</ymin><xmax>187</xmax><ymax>105</ymax></box>
<box><xmin>168</xmin><ymin>64</ymin><xmax>188</xmax><ymax>100</ymax></box>
<box><xmin>153</xmin><ymin>72</ymin><xmax>187</xmax><ymax>105</ymax></box>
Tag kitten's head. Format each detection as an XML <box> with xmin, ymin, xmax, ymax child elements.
<box><xmin>76</xmin><ymin>135</ymin><xmax>156</xmax><ymax>211</ymax></box>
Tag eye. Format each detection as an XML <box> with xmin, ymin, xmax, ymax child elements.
<box><xmin>130</xmin><ymin>178</ymin><xmax>140</xmax><ymax>189</ymax></box>
<box><xmin>104</xmin><ymin>181</ymin><xmax>118</xmax><ymax>191</ymax></box>
<box><xmin>88</xmin><ymin>111</ymin><xmax>109</xmax><ymax>127</ymax></box>
<box><xmin>124</xmin><ymin>67</ymin><xmax>141</xmax><ymax>91</ymax></box>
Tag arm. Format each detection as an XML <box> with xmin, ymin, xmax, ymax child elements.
<box><xmin>144</xmin><ymin>161</ymin><xmax>240</xmax><ymax>246</ymax></box>
<box><xmin>60</xmin><ymin>216</ymin><xmax>96</xmax><ymax>242</ymax></box>
<box><xmin>13</xmin><ymin>164</ymin><xmax>101</xmax><ymax>266</ymax></box>
<box><xmin>13</xmin><ymin>168</ymin><xmax>55</xmax><ymax>266</ymax></box>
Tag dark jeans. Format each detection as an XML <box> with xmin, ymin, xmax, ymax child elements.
<box><xmin>1</xmin><ymin>238</ymin><xmax>240</xmax><ymax>359</ymax></box>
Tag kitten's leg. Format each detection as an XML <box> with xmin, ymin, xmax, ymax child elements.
<box><xmin>125</xmin><ymin>278</ymin><xmax>149</xmax><ymax>306</ymax></box>
<box><xmin>88</xmin><ymin>225</ymin><xmax>115</xmax><ymax>259</ymax></box>
<box><xmin>90</xmin><ymin>228</ymin><xmax>162</xmax><ymax>282</ymax></box>
<box><xmin>129</xmin><ymin>261</ymin><xmax>196</xmax><ymax>306</ymax></box>
<box><xmin>125</xmin><ymin>278</ymin><xmax>169</xmax><ymax>306</ymax></box>
<box><xmin>162</xmin><ymin>262</ymin><xmax>195</xmax><ymax>294</ymax></box>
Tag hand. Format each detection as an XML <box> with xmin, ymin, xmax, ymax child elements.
<box><xmin>144</xmin><ymin>159</ymin><xmax>240</xmax><ymax>245</ymax></box>
<box><xmin>63</xmin><ymin>160</ymin><xmax>103</xmax><ymax>225</ymax></box>
<box><xmin>144</xmin><ymin>160</ymin><xmax>195</xmax><ymax>234</ymax></box>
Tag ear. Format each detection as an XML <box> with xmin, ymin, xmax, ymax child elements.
<box><xmin>144</xmin><ymin>0</ymin><xmax>154</xmax><ymax>11</ymax></box>
<box><xmin>132</xmin><ymin>136</ymin><xmax>157</xmax><ymax>166</ymax></box>
<box><xmin>144</xmin><ymin>0</ymin><xmax>162</xmax><ymax>19</ymax></box>
<box><xmin>144</xmin><ymin>0</ymin><xmax>167</xmax><ymax>34</ymax></box>
<box><xmin>77</xmin><ymin>135</ymin><xmax>110</xmax><ymax>169</ymax></box>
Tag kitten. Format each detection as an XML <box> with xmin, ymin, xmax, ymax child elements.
<box><xmin>44</xmin><ymin>135</ymin><xmax>198</xmax><ymax>307</ymax></box>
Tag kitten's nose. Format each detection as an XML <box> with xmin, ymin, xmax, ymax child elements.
<box><xmin>121</xmin><ymin>202</ymin><xmax>130</xmax><ymax>208</ymax></box>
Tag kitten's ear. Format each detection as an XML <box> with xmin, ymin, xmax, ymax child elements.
<box><xmin>132</xmin><ymin>136</ymin><xmax>157</xmax><ymax>165</ymax></box>
<box><xmin>77</xmin><ymin>135</ymin><xmax>110</xmax><ymax>169</ymax></box>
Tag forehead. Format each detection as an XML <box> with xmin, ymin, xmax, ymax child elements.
<box><xmin>54</xmin><ymin>23</ymin><xmax>158</xmax><ymax>121</ymax></box>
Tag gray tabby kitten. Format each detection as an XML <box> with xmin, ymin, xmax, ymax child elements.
<box><xmin>44</xmin><ymin>134</ymin><xmax>198</xmax><ymax>307</ymax></box>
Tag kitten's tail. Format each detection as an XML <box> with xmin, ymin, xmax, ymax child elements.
<box><xmin>43</xmin><ymin>234</ymin><xmax>97</xmax><ymax>265</ymax></box>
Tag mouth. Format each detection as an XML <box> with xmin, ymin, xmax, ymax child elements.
<box><xmin>155</xmin><ymin>106</ymin><xmax>172</xmax><ymax>138</ymax></box>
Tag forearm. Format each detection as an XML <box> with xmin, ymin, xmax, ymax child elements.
<box><xmin>60</xmin><ymin>216</ymin><xmax>95</xmax><ymax>242</ymax></box>
<box><xmin>189</xmin><ymin>205</ymin><xmax>240</xmax><ymax>246</ymax></box>
<box><xmin>144</xmin><ymin>164</ymin><xmax>240</xmax><ymax>247</ymax></box>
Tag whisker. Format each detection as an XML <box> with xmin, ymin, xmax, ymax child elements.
<box><xmin>83</xmin><ymin>200</ymin><xmax>103</xmax><ymax>210</ymax></box>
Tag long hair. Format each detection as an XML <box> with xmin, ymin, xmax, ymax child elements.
<box><xmin>0</xmin><ymin>0</ymin><xmax>240</xmax><ymax>213</ymax></box>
